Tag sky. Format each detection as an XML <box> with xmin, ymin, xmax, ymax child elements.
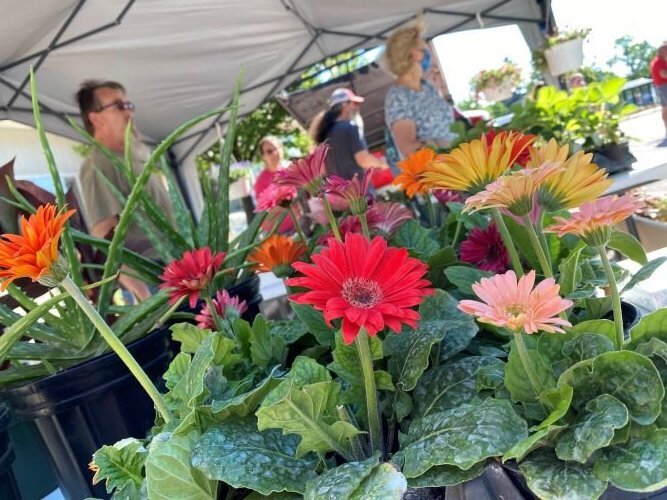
<box><xmin>432</xmin><ymin>0</ymin><xmax>666</xmax><ymax>102</ymax></box>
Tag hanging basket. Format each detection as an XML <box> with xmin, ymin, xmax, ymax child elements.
<box><xmin>480</xmin><ymin>79</ymin><xmax>514</xmax><ymax>102</ymax></box>
<box><xmin>544</xmin><ymin>38</ymin><xmax>584</xmax><ymax>76</ymax></box>
<box><xmin>229</xmin><ymin>177</ymin><xmax>252</xmax><ymax>200</ymax></box>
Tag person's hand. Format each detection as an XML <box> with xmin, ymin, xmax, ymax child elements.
<box><xmin>118</xmin><ymin>270</ymin><xmax>152</xmax><ymax>302</ymax></box>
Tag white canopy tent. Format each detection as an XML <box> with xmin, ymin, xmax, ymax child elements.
<box><xmin>0</xmin><ymin>0</ymin><xmax>551</xmax><ymax>214</ymax></box>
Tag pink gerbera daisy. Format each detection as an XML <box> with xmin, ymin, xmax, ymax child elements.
<box><xmin>255</xmin><ymin>183</ymin><xmax>298</xmax><ymax>212</ymax></box>
<box><xmin>195</xmin><ymin>289</ymin><xmax>247</xmax><ymax>329</ymax></box>
<box><xmin>274</xmin><ymin>144</ymin><xmax>328</xmax><ymax>196</ymax></box>
<box><xmin>546</xmin><ymin>194</ymin><xmax>645</xmax><ymax>247</ymax></box>
<box><xmin>159</xmin><ymin>247</ymin><xmax>225</xmax><ymax>308</ymax></box>
<box><xmin>458</xmin><ymin>270</ymin><xmax>573</xmax><ymax>334</ymax></box>
<box><xmin>459</xmin><ymin>223</ymin><xmax>509</xmax><ymax>273</ymax></box>
<box><xmin>287</xmin><ymin>233</ymin><xmax>434</xmax><ymax>344</ymax></box>
<box><xmin>367</xmin><ymin>202</ymin><xmax>413</xmax><ymax>237</ymax></box>
<box><xmin>324</xmin><ymin>170</ymin><xmax>374</xmax><ymax>215</ymax></box>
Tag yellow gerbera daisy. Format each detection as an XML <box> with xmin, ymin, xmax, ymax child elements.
<box><xmin>420</xmin><ymin>131</ymin><xmax>535</xmax><ymax>194</ymax></box>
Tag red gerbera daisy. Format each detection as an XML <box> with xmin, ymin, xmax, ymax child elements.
<box><xmin>459</xmin><ymin>223</ymin><xmax>509</xmax><ymax>273</ymax></box>
<box><xmin>254</xmin><ymin>183</ymin><xmax>298</xmax><ymax>212</ymax></box>
<box><xmin>286</xmin><ymin>233</ymin><xmax>434</xmax><ymax>344</ymax></box>
<box><xmin>159</xmin><ymin>247</ymin><xmax>225</xmax><ymax>307</ymax></box>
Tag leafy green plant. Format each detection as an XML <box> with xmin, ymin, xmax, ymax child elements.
<box><xmin>508</xmin><ymin>76</ymin><xmax>637</xmax><ymax>149</ymax></box>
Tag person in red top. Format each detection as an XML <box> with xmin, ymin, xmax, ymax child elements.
<box><xmin>253</xmin><ymin>135</ymin><xmax>294</xmax><ymax>232</ymax></box>
<box><xmin>651</xmin><ymin>42</ymin><xmax>667</xmax><ymax>143</ymax></box>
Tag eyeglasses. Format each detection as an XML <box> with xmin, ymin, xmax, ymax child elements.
<box><xmin>95</xmin><ymin>100</ymin><xmax>135</xmax><ymax>112</ymax></box>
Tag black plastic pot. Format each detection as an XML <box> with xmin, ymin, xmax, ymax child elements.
<box><xmin>591</xmin><ymin>142</ymin><xmax>637</xmax><ymax>175</ymax></box>
<box><xmin>0</xmin><ymin>326</ymin><xmax>173</xmax><ymax>500</ymax></box>
<box><xmin>0</xmin><ymin>403</ymin><xmax>20</xmax><ymax>500</ymax></box>
<box><xmin>603</xmin><ymin>300</ymin><xmax>642</xmax><ymax>338</ymax></box>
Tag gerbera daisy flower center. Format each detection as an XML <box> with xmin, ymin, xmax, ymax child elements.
<box><xmin>342</xmin><ymin>277</ymin><xmax>383</xmax><ymax>309</ymax></box>
<box><xmin>505</xmin><ymin>304</ymin><xmax>527</xmax><ymax>316</ymax></box>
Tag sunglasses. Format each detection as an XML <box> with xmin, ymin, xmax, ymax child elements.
<box><xmin>95</xmin><ymin>100</ymin><xmax>135</xmax><ymax>112</ymax></box>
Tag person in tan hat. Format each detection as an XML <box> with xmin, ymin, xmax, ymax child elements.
<box><xmin>651</xmin><ymin>42</ymin><xmax>667</xmax><ymax>144</ymax></box>
<box><xmin>309</xmin><ymin>87</ymin><xmax>388</xmax><ymax>178</ymax></box>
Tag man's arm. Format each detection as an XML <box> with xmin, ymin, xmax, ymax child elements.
<box><xmin>91</xmin><ymin>216</ymin><xmax>152</xmax><ymax>302</ymax></box>
<box><xmin>354</xmin><ymin>150</ymin><xmax>389</xmax><ymax>169</ymax></box>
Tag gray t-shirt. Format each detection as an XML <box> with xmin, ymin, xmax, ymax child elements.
<box><xmin>79</xmin><ymin>145</ymin><xmax>174</xmax><ymax>260</ymax></box>
<box><xmin>385</xmin><ymin>80</ymin><xmax>456</xmax><ymax>158</ymax></box>
<box><xmin>324</xmin><ymin>120</ymin><xmax>366</xmax><ymax>179</ymax></box>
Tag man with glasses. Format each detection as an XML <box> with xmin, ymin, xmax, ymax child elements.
<box><xmin>76</xmin><ymin>80</ymin><xmax>174</xmax><ymax>301</ymax></box>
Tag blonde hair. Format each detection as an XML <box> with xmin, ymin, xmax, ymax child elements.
<box><xmin>258</xmin><ymin>135</ymin><xmax>282</xmax><ymax>155</ymax></box>
<box><xmin>384</xmin><ymin>20</ymin><xmax>426</xmax><ymax>77</ymax></box>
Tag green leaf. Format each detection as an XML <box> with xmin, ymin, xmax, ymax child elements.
<box><xmin>426</xmin><ymin>246</ymin><xmax>458</xmax><ymax>289</ymax></box>
<box><xmin>406</xmin><ymin>461</ymin><xmax>484</xmax><ymax>488</ymax></box>
<box><xmin>504</xmin><ymin>336</ymin><xmax>556</xmax><ymax>405</ymax></box>
<box><xmin>390</xmin><ymin>219</ymin><xmax>439</xmax><ymax>259</ymax></box>
<box><xmin>386</xmin><ymin>290</ymin><xmax>478</xmax><ymax>391</ymax></box>
<box><xmin>145</xmin><ymin>433</ymin><xmax>216</xmax><ymax>500</ymax></box>
<box><xmin>443</xmin><ymin>266</ymin><xmax>493</xmax><ymax>295</ymax></box>
<box><xmin>164</xmin><ymin>352</ymin><xmax>191</xmax><ymax>394</ymax></box>
<box><xmin>558</xmin><ymin>351</ymin><xmax>664</xmax><ymax>425</ymax></box>
<box><xmin>629</xmin><ymin>308</ymin><xmax>667</xmax><ymax>348</ymax></box>
<box><xmin>304</xmin><ymin>455</ymin><xmax>378</xmax><ymax>499</ymax></box>
<box><xmin>555</xmin><ymin>394</ymin><xmax>628</xmax><ymax>463</ymax></box>
<box><xmin>608</xmin><ymin>229</ymin><xmax>647</xmax><ymax>265</ymax></box>
<box><xmin>400</xmin><ymin>399</ymin><xmax>527</xmax><ymax>478</ymax></box>
<box><xmin>594</xmin><ymin>428</ymin><xmax>667</xmax><ymax>493</ymax></box>
<box><xmin>350</xmin><ymin>462</ymin><xmax>407</xmax><ymax>499</ymax></box>
<box><xmin>256</xmin><ymin>359</ymin><xmax>359</xmax><ymax>459</ymax></box>
<box><xmin>635</xmin><ymin>337</ymin><xmax>667</xmax><ymax>427</ymax></box>
<box><xmin>171</xmin><ymin>323</ymin><xmax>213</xmax><ymax>354</ymax></box>
<box><xmin>413</xmin><ymin>356</ymin><xmax>504</xmax><ymax>418</ymax></box>
<box><xmin>557</xmin><ymin>245</ymin><xmax>583</xmax><ymax>296</ymax></box>
<box><xmin>534</xmin><ymin>384</ymin><xmax>573</xmax><ymax>431</ymax></box>
<box><xmin>392</xmin><ymin>390</ymin><xmax>413</xmax><ymax>423</ymax></box>
<box><xmin>270</xmin><ymin>319</ymin><xmax>310</xmax><ymax>344</ymax></box>
<box><xmin>503</xmin><ymin>425</ymin><xmax>565</xmax><ymax>463</ymax></box>
<box><xmin>520</xmin><ymin>448</ymin><xmax>606</xmax><ymax>500</ymax></box>
<box><xmin>251</xmin><ymin>315</ymin><xmax>287</xmax><ymax>368</ymax></box>
<box><xmin>291</xmin><ymin>303</ymin><xmax>335</xmax><ymax>347</ymax></box>
<box><xmin>91</xmin><ymin>438</ymin><xmax>147</xmax><ymax>498</ymax></box>
<box><xmin>192</xmin><ymin>418</ymin><xmax>317</xmax><ymax>495</ymax></box>
<box><xmin>622</xmin><ymin>257</ymin><xmax>667</xmax><ymax>293</ymax></box>
<box><xmin>561</xmin><ymin>334</ymin><xmax>614</xmax><ymax>364</ymax></box>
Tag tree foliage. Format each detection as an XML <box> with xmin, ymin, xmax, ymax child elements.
<box><xmin>607</xmin><ymin>36</ymin><xmax>656</xmax><ymax>80</ymax></box>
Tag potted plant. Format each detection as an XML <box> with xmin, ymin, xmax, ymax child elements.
<box><xmin>0</xmin><ymin>72</ymin><xmax>265</xmax><ymax>498</ymax></box>
<box><xmin>620</xmin><ymin>181</ymin><xmax>667</xmax><ymax>252</ymax></box>
<box><xmin>534</xmin><ymin>27</ymin><xmax>590</xmax><ymax>76</ymax></box>
<box><xmin>509</xmin><ymin>76</ymin><xmax>637</xmax><ymax>174</ymax></box>
<box><xmin>86</xmin><ymin>134</ymin><xmax>667</xmax><ymax>499</ymax></box>
<box><xmin>470</xmin><ymin>60</ymin><xmax>522</xmax><ymax>102</ymax></box>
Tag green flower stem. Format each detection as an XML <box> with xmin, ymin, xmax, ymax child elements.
<box><xmin>154</xmin><ymin>295</ymin><xmax>185</xmax><ymax>328</ymax></box>
<box><xmin>491</xmin><ymin>209</ymin><xmax>523</xmax><ymax>277</ymax></box>
<box><xmin>289</xmin><ymin>206</ymin><xmax>310</xmax><ymax>256</ymax></box>
<box><xmin>512</xmin><ymin>329</ymin><xmax>544</xmax><ymax>399</ymax></box>
<box><xmin>337</xmin><ymin>405</ymin><xmax>366</xmax><ymax>460</ymax></box>
<box><xmin>425</xmin><ymin>194</ymin><xmax>437</xmax><ymax>228</ymax></box>
<box><xmin>355</xmin><ymin>330</ymin><xmax>383</xmax><ymax>456</ymax></box>
<box><xmin>321</xmin><ymin>196</ymin><xmax>342</xmax><ymax>242</ymax></box>
<box><xmin>205</xmin><ymin>295</ymin><xmax>225</xmax><ymax>333</ymax></box>
<box><xmin>359</xmin><ymin>212</ymin><xmax>371</xmax><ymax>239</ymax></box>
<box><xmin>60</xmin><ymin>276</ymin><xmax>173</xmax><ymax>424</ymax></box>
<box><xmin>524</xmin><ymin>216</ymin><xmax>553</xmax><ymax>278</ymax></box>
<box><xmin>536</xmin><ymin>211</ymin><xmax>552</xmax><ymax>264</ymax></box>
<box><xmin>598</xmin><ymin>246</ymin><xmax>624</xmax><ymax>349</ymax></box>
<box><xmin>451</xmin><ymin>221</ymin><xmax>463</xmax><ymax>248</ymax></box>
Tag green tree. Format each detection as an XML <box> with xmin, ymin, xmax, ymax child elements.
<box><xmin>607</xmin><ymin>36</ymin><xmax>656</xmax><ymax>80</ymax></box>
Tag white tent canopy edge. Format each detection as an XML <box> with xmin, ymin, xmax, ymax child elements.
<box><xmin>0</xmin><ymin>0</ymin><xmax>550</xmax><ymax>215</ymax></box>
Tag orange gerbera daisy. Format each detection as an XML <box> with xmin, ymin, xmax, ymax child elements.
<box><xmin>530</xmin><ymin>139</ymin><xmax>613</xmax><ymax>211</ymax></box>
<box><xmin>420</xmin><ymin>131</ymin><xmax>536</xmax><ymax>194</ymax></box>
<box><xmin>546</xmin><ymin>194</ymin><xmax>644</xmax><ymax>247</ymax></box>
<box><xmin>248</xmin><ymin>234</ymin><xmax>306</xmax><ymax>278</ymax></box>
<box><xmin>393</xmin><ymin>148</ymin><xmax>436</xmax><ymax>198</ymax></box>
<box><xmin>0</xmin><ymin>204</ymin><xmax>74</xmax><ymax>290</ymax></box>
